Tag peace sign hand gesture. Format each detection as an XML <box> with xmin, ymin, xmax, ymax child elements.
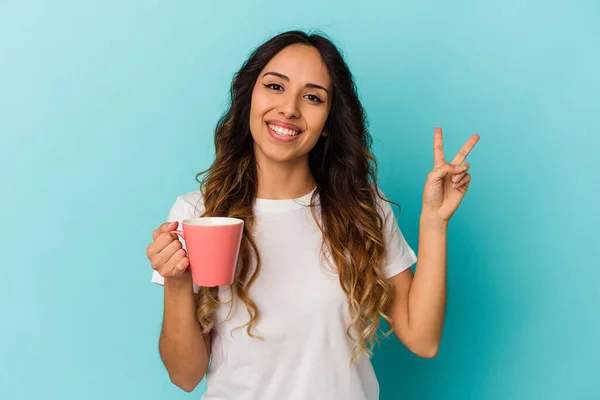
<box><xmin>422</xmin><ymin>127</ymin><xmax>480</xmax><ymax>223</ymax></box>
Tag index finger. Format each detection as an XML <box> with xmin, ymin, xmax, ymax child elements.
<box><xmin>433</xmin><ymin>127</ymin><xmax>445</xmax><ymax>168</ymax></box>
<box><xmin>451</xmin><ymin>134</ymin><xmax>480</xmax><ymax>165</ymax></box>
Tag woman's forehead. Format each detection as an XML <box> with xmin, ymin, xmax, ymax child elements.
<box><xmin>263</xmin><ymin>45</ymin><xmax>331</xmax><ymax>88</ymax></box>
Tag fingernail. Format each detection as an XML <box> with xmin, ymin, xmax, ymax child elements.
<box><xmin>455</xmin><ymin>165</ymin><xmax>466</xmax><ymax>170</ymax></box>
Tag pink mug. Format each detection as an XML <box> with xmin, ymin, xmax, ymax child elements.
<box><xmin>171</xmin><ymin>217</ymin><xmax>244</xmax><ymax>287</ymax></box>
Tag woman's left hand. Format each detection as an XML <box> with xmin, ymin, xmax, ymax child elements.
<box><xmin>422</xmin><ymin>127</ymin><xmax>480</xmax><ymax>223</ymax></box>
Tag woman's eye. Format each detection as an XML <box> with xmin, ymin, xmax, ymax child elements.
<box><xmin>264</xmin><ymin>83</ymin><xmax>283</xmax><ymax>91</ymax></box>
<box><xmin>305</xmin><ymin>94</ymin><xmax>324</xmax><ymax>104</ymax></box>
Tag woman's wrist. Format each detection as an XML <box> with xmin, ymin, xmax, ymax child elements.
<box><xmin>164</xmin><ymin>272</ymin><xmax>194</xmax><ymax>291</ymax></box>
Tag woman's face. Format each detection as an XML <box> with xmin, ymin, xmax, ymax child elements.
<box><xmin>249</xmin><ymin>44</ymin><xmax>332</xmax><ymax>166</ymax></box>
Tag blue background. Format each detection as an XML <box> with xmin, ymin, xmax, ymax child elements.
<box><xmin>1</xmin><ymin>1</ymin><xmax>598</xmax><ymax>399</ymax></box>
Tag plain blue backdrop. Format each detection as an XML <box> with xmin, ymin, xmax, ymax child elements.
<box><xmin>1</xmin><ymin>1</ymin><xmax>598</xmax><ymax>399</ymax></box>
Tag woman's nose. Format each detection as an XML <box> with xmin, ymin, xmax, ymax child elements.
<box><xmin>277</xmin><ymin>95</ymin><xmax>300</xmax><ymax>119</ymax></box>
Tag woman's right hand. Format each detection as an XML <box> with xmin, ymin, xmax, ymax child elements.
<box><xmin>147</xmin><ymin>221</ymin><xmax>190</xmax><ymax>279</ymax></box>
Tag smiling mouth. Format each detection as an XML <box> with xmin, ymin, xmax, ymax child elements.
<box><xmin>267</xmin><ymin>123</ymin><xmax>301</xmax><ymax>137</ymax></box>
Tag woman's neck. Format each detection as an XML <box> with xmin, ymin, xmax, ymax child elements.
<box><xmin>255</xmin><ymin>158</ymin><xmax>316</xmax><ymax>200</ymax></box>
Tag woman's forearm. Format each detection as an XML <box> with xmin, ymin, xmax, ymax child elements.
<box><xmin>407</xmin><ymin>211</ymin><xmax>448</xmax><ymax>355</ymax></box>
<box><xmin>159</xmin><ymin>276</ymin><xmax>210</xmax><ymax>392</ymax></box>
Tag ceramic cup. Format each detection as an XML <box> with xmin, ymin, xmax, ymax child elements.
<box><xmin>171</xmin><ymin>217</ymin><xmax>244</xmax><ymax>287</ymax></box>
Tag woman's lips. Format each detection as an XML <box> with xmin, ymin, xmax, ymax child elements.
<box><xmin>266</xmin><ymin>122</ymin><xmax>302</xmax><ymax>143</ymax></box>
<box><xmin>266</xmin><ymin>120</ymin><xmax>302</xmax><ymax>132</ymax></box>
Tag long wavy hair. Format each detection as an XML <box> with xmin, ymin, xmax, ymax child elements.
<box><xmin>194</xmin><ymin>30</ymin><xmax>400</xmax><ymax>361</ymax></box>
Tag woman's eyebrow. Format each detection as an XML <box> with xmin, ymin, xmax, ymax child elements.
<box><xmin>262</xmin><ymin>71</ymin><xmax>329</xmax><ymax>94</ymax></box>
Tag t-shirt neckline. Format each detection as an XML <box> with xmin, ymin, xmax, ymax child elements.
<box><xmin>254</xmin><ymin>187</ymin><xmax>317</xmax><ymax>212</ymax></box>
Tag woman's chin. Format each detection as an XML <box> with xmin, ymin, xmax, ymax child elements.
<box><xmin>255</xmin><ymin>145</ymin><xmax>305</xmax><ymax>165</ymax></box>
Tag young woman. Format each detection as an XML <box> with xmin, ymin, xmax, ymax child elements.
<box><xmin>146</xmin><ymin>30</ymin><xmax>479</xmax><ymax>399</ymax></box>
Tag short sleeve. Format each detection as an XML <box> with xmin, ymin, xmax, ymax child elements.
<box><xmin>151</xmin><ymin>194</ymin><xmax>201</xmax><ymax>293</ymax></box>
<box><xmin>377</xmin><ymin>191</ymin><xmax>418</xmax><ymax>279</ymax></box>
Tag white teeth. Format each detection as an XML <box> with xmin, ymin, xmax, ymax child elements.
<box><xmin>268</xmin><ymin>124</ymin><xmax>299</xmax><ymax>136</ymax></box>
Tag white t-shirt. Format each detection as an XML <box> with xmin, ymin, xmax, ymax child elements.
<box><xmin>151</xmin><ymin>187</ymin><xmax>417</xmax><ymax>400</ymax></box>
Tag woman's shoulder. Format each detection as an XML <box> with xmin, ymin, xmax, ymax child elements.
<box><xmin>168</xmin><ymin>189</ymin><xmax>205</xmax><ymax>220</ymax></box>
<box><xmin>372</xmin><ymin>185</ymin><xmax>398</xmax><ymax>220</ymax></box>
<box><xmin>372</xmin><ymin>184</ymin><xmax>389</xmax><ymax>204</ymax></box>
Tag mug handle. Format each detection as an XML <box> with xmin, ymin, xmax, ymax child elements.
<box><xmin>171</xmin><ymin>229</ymin><xmax>184</xmax><ymax>239</ymax></box>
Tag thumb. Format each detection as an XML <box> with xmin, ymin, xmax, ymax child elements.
<box><xmin>429</xmin><ymin>163</ymin><xmax>465</xmax><ymax>182</ymax></box>
<box><xmin>163</xmin><ymin>221</ymin><xmax>179</xmax><ymax>232</ymax></box>
<box><xmin>152</xmin><ymin>221</ymin><xmax>178</xmax><ymax>241</ymax></box>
